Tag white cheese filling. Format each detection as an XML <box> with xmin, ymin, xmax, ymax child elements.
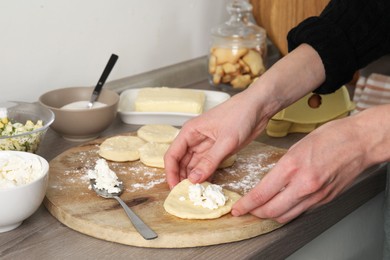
<box><xmin>188</xmin><ymin>183</ymin><xmax>227</xmax><ymax>209</ymax></box>
<box><xmin>0</xmin><ymin>155</ymin><xmax>44</xmax><ymax>188</ymax></box>
<box><xmin>87</xmin><ymin>159</ymin><xmax>122</xmax><ymax>193</ymax></box>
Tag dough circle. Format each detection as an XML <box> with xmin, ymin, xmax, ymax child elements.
<box><xmin>218</xmin><ymin>154</ymin><xmax>237</xmax><ymax>169</ymax></box>
<box><xmin>99</xmin><ymin>136</ymin><xmax>146</xmax><ymax>162</ymax></box>
<box><xmin>139</xmin><ymin>142</ymin><xmax>170</xmax><ymax>168</ymax></box>
<box><xmin>163</xmin><ymin>179</ymin><xmax>241</xmax><ymax>219</ymax></box>
<box><xmin>137</xmin><ymin>124</ymin><xmax>179</xmax><ymax>143</ymax></box>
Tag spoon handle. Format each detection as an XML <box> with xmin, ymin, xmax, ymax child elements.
<box><xmin>94</xmin><ymin>54</ymin><xmax>118</xmax><ymax>95</ymax></box>
<box><xmin>114</xmin><ymin>196</ymin><xmax>158</xmax><ymax>240</ymax></box>
<box><xmin>88</xmin><ymin>54</ymin><xmax>119</xmax><ymax>107</ymax></box>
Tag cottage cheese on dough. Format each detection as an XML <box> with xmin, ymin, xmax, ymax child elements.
<box><xmin>188</xmin><ymin>183</ymin><xmax>227</xmax><ymax>210</ymax></box>
<box><xmin>163</xmin><ymin>179</ymin><xmax>241</xmax><ymax>219</ymax></box>
<box><xmin>0</xmin><ymin>155</ymin><xmax>44</xmax><ymax>188</ymax></box>
<box><xmin>87</xmin><ymin>159</ymin><xmax>122</xmax><ymax>194</ymax></box>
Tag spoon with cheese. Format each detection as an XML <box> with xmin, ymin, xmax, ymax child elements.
<box><xmin>90</xmin><ymin>179</ymin><xmax>158</xmax><ymax>240</ymax></box>
<box><xmin>88</xmin><ymin>159</ymin><xmax>157</xmax><ymax>240</ymax></box>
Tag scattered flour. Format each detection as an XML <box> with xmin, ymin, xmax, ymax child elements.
<box><xmin>131</xmin><ymin>177</ymin><xmax>165</xmax><ymax>191</ymax></box>
<box><xmin>58</xmin><ymin>147</ymin><xmax>166</xmax><ymax>193</ymax></box>
<box><xmin>53</xmin><ymin>144</ymin><xmax>280</xmax><ymax>197</ymax></box>
<box><xmin>217</xmin><ymin>152</ymin><xmax>277</xmax><ymax>194</ymax></box>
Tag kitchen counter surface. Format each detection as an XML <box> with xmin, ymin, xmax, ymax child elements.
<box><xmin>0</xmin><ymin>80</ymin><xmax>386</xmax><ymax>260</ymax></box>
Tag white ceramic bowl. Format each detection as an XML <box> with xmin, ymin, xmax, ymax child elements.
<box><xmin>0</xmin><ymin>151</ymin><xmax>49</xmax><ymax>232</ymax></box>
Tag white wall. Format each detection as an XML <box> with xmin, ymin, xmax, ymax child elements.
<box><xmin>0</xmin><ymin>0</ymin><xmax>230</xmax><ymax>102</ymax></box>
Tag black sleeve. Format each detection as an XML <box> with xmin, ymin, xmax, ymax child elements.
<box><xmin>287</xmin><ymin>0</ymin><xmax>390</xmax><ymax>94</ymax></box>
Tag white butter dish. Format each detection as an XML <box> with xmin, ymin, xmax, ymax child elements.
<box><xmin>118</xmin><ymin>88</ymin><xmax>230</xmax><ymax>126</ymax></box>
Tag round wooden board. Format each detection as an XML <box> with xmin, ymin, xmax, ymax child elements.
<box><xmin>44</xmin><ymin>133</ymin><xmax>286</xmax><ymax>248</ymax></box>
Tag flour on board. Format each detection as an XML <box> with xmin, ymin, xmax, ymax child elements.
<box><xmin>53</xmin><ymin>144</ymin><xmax>280</xmax><ymax>196</ymax></box>
<box><xmin>217</xmin><ymin>152</ymin><xmax>277</xmax><ymax>194</ymax></box>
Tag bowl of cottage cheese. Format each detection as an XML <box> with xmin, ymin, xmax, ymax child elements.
<box><xmin>0</xmin><ymin>151</ymin><xmax>49</xmax><ymax>232</ymax></box>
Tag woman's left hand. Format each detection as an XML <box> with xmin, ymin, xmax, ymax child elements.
<box><xmin>231</xmin><ymin>113</ymin><xmax>374</xmax><ymax>223</ymax></box>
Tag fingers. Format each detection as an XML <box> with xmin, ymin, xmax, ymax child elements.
<box><xmin>164</xmin><ymin>131</ymin><xmax>193</xmax><ymax>189</ymax></box>
<box><xmin>187</xmin><ymin>138</ymin><xmax>236</xmax><ymax>184</ymax></box>
<box><xmin>250</xmin><ymin>179</ymin><xmax>334</xmax><ymax>223</ymax></box>
<box><xmin>164</xmin><ymin>152</ymin><xmax>181</xmax><ymax>189</ymax></box>
<box><xmin>232</xmin><ymin>160</ymin><xmax>339</xmax><ymax>223</ymax></box>
<box><xmin>164</xmin><ymin>122</ymin><xmax>223</xmax><ymax>188</ymax></box>
<box><xmin>231</xmin><ymin>163</ymin><xmax>290</xmax><ymax>217</ymax></box>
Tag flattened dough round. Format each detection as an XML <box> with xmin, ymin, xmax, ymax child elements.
<box><xmin>163</xmin><ymin>179</ymin><xmax>241</xmax><ymax>219</ymax></box>
<box><xmin>99</xmin><ymin>136</ymin><xmax>146</xmax><ymax>162</ymax></box>
<box><xmin>139</xmin><ymin>142</ymin><xmax>170</xmax><ymax>168</ymax></box>
<box><xmin>218</xmin><ymin>154</ymin><xmax>237</xmax><ymax>169</ymax></box>
<box><xmin>137</xmin><ymin>124</ymin><xmax>179</xmax><ymax>143</ymax></box>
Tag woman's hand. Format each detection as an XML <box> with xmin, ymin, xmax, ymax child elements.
<box><xmin>164</xmin><ymin>44</ymin><xmax>327</xmax><ymax>190</ymax></box>
<box><xmin>164</xmin><ymin>91</ymin><xmax>268</xmax><ymax>189</ymax></box>
<box><xmin>232</xmin><ymin>105</ymin><xmax>390</xmax><ymax>223</ymax></box>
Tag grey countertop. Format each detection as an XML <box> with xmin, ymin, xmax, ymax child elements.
<box><xmin>0</xmin><ymin>77</ymin><xmax>386</xmax><ymax>260</ymax></box>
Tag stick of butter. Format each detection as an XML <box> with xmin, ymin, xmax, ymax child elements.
<box><xmin>135</xmin><ymin>87</ymin><xmax>206</xmax><ymax>114</ymax></box>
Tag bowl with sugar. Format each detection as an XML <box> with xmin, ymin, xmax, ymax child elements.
<box><xmin>38</xmin><ymin>86</ymin><xmax>119</xmax><ymax>142</ymax></box>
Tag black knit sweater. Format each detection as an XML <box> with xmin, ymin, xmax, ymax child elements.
<box><xmin>287</xmin><ymin>0</ymin><xmax>390</xmax><ymax>94</ymax></box>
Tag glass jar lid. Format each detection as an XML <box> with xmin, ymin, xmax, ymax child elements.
<box><xmin>211</xmin><ymin>0</ymin><xmax>265</xmax><ymax>41</ymax></box>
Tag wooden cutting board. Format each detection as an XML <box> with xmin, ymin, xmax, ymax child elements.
<box><xmin>250</xmin><ymin>0</ymin><xmax>330</xmax><ymax>55</ymax></box>
<box><xmin>44</xmin><ymin>132</ymin><xmax>286</xmax><ymax>248</ymax></box>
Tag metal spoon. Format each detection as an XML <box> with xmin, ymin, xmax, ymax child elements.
<box><xmin>90</xmin><ymin>179</ymin><xmax>158</xmax><ymax>240</ymax></box>
<box><xmin>87</xmin><ymin>54</ymin><xmax>119</xmax><ymax>108</ymax></box>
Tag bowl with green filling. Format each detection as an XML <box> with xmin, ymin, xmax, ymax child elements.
<box><xmin>0</xmin><ymin>102</ymin><xmax>55</xmax><ymax>153</ymax></box>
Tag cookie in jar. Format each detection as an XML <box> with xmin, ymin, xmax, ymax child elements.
<box><xmin>208</xmin><ymin>0</ymin><xmax>267</xmax><ymax>92</ymax></box>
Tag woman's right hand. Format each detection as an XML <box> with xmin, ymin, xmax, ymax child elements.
<box><xmin>164</xmin><ymin>90</ymin><xmax>268</xmax><ymax>189</ymax></box>
<box><xmin>164</xmin><ymin>43</ymin><xmax>327</xmax><ymax>189</ymax></box>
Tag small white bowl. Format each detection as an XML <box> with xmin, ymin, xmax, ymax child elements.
<box><xmin>0</xmin><ymin>151</ymin><xmax>49</xmax><ymax>232</ymax></box>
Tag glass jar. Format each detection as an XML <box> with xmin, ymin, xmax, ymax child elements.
<box><xmin>208</xmin><ymin>0</ymin><xmax>267</xmax><ymax>92</ymax></box>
